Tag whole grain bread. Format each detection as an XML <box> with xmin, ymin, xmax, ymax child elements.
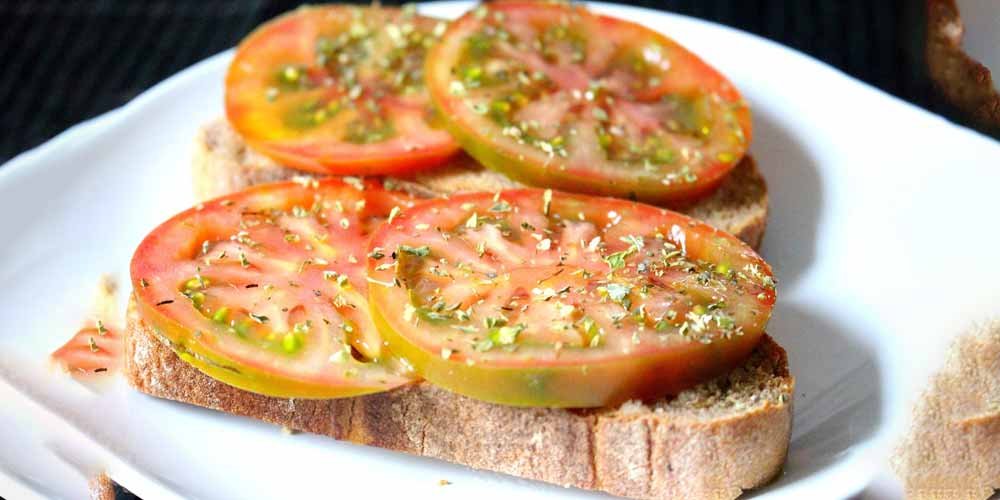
<box><xmin>193</xmin><ymin>118</ymin><xmax>769</xmax><ymax>249</ymax></box>
<box><xmin>893</xmin><ymin>320</ymin><xmax>1000</xmax><ymax>499</ymax></box>
<box><xmin>926</xmin><ymin>0</ymin><xmax>1000</xmax><ymax>135</ymax></box>
<box><xmin>126</xmin><ymin>305</ymin><xmax>793</xmax><ymax>500</ymax></box>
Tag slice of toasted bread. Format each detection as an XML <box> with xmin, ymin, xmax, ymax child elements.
<box><xmin>893</xmin><ymin>321</ymin><xmax>1000</xmax><ymax>498</ymax></box>
<box><xmin>193</xmin><ymin>119</ymin><xmax>769</xmax><ymax>249</ymax></box>
<box><xmin>126</xmin><ymin>303</ymin><xmax>793</xmax><ymax>500</ymax></box>
<box><xmin>167</xmin><ymin>118</ymin><xmax>786</xmax><ymax>498</ymax></box>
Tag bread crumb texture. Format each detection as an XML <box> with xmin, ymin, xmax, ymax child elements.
<box><xmin>893</xmin><ymin>320</ymin><xmax>1000</xmax><ymax>499</ymax></box>
<box><xmin>88</xmin><ymin>473</ymin><xmax>115</xmax><ymax>500</ymax></box>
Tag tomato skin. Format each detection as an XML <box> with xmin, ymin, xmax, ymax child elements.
<box><xmin>370</xmin><ymin>300</ymin><xmax>761</xmax><ymax>407</ymax></box>
<box><xmin>241</xmin><ymin>133</ymin><xmax>462</xmax><ymax>177</ymax></box>
<box><xmin>131</xmin><ymin>179</ymin><xmax>418</xmax><ymax>399</ymax></box>
<box><xmin>226</xmin><ymin>6</ymin><xmax>461</xmax><ymax>175</ymax></box>
<box><xmin>133</xmin><ymin>297</ymin><xmax>404</xmax><ymax>399</ymax></box>
<box><xmin>51</xmin><ymin>325</ymin><xmax>121</xmax><ymax>379</ymax></box>
<box><xmin>367</xmin><ymin>189</ymin><xmax>776</xmax><ymax>408</ymax></box>
<box><xmin>425</xmin><ymin>2</ymin><xmax>752</xmax><ymax>206</ymax></box>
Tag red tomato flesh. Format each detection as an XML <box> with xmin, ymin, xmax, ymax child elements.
<box><xmin>367</xmin><ymin>189</ymin><xmax>776</xmax><ymax>407</ymax></box>
<box><xmin>131</xmin><ymin>178</ymin><xmax>418</xmax><ymax>398</ymax></box>
<box><xmin>226</xmin><ymin>6</ymin><xmax>461</xmax><ymax>175</ymax></box>
<box><xmin>425</xmin><ymin>2</ymin><xmax>752</xmax><ymax>205</ymax></box>
<box><xmin>51</xmin><ymin>324</ymin><xmax>122</xmax><ymax>379</ymax></box>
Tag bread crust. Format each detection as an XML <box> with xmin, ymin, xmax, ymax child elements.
<box><xmin>126</xmin><ymin>304</ymin><xmax>793</xmax><ymax>499</ymax></box>
<box><xmin>193</xmin><ymin>119</ymin><xmax>769</xmax><ymax>250</ymax></box>
<box><xmin>88</xmin><ymin>473</ymin><xmax>116</xmax><ymax>500</ymax></box>
<box><xmin>926</xmin><ymin>0</ymin><xmax>1000</xmax><ymax>134</ymax></box>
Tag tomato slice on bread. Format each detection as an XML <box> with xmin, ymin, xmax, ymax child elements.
<box><xmin>367</xmin><ymin>189</ymin><xmax>776</xmax><ymax>407</ymax></box>
<box><xmin>226</xmin><ymin>5</ymin><xmax>460</xmax><ymax>175</ymax></box>
<box><xmin>131</xmin><ymin>178</ymin><xmax>418</xmax><ymax>398</ymax></box>
<box><xmin>426</xmin><ymin>2</ymin><xmax>751</xmax><ymax>205</ymax></box>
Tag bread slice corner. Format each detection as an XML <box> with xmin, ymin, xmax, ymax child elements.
<box><xmin>125</xmin><ymin>303</ymin><xmax>793</xmax><ymax>500</ymax></box>
<box><xmin>193</xmin><ymin>118</ymin><xmax>769</xmax><ymax>250</ymax></box>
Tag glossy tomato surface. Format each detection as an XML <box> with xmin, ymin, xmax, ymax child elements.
<box><xmin>426</xmin><ymin>2</ymin><xmax>751</xmax><ymax>205</ymax></box>
<box><xmin>227</xmin><ymin>5</ymin><xmax>460</xmax><ymax>175</ymax></box>
<box><xmin>51</xmin><ymin>324</ymin><xmax>121</xmax><ymax>379</ymax></box>
<box><xmin>367</xmin><ymin>189</ymin><xmax>776</xmax><ymax>407</ymax></box>
<box><xmin>131</xmin><ymin>178</ymin><xmax>418</xmax><ymax>398</ymax></box>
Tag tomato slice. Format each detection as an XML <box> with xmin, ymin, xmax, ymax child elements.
<box><xmin>226</xmin><ymin>5</ymin><xmax>461</xmax><ymax>175</ymax></box>
<box><xmin>51</xmin><ymin>325</ymin><xmax>122</xmax><ymax>379</ymax></box>
<box><xmin>367</xmin><ymin>189</ymin><xmax>775</xmax><ymax>407</ymax></box>
<box><xmin>52</xmin><ymin>276</ymin><xmax>123</xmax><ymax>379</ymax></box>
<box><xmin>131</xmin><ymin>178</ymin><xmax>418</xmax><ymax>398</ymax></box>
<box><xmin>425</xmin><ymin>2</ymin><xmax>751</xmax><ymax>205</ymax></box>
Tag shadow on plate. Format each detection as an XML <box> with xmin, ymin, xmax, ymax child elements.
<box><xmin>752</xmin><ymin>108</ymin><xmax>823</xmax><ymax>290</ymax></box>
<box><xmin>746</xmin><ymin>302</ymin><xmax>884</xmax><ymax>497</ymax></box>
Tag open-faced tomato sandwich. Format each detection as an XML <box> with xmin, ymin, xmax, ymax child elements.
<box><xmin>197</xmin><ymin>1</ymin><xmax>769</xmax><ymax>250</ymax></box>
<box><xmin>123</xmin><ymin>3</ymin><xmax>793</xmax><ymax>499</ymax></box>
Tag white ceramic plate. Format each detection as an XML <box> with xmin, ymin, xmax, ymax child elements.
<box><xmin>2</xmin><ymin>2</ymin><xmax>999</xmax><ymax>499</ymax></box>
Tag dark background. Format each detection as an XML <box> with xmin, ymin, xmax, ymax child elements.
<box><xmin>0</xmin><ymin>0</ymin><xmax>978</xmax><ymax>162</ymax></box>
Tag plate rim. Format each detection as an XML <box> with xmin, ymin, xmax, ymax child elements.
<box><xmin>3</xmin><ymin>2</ymin><xmax>990</xmax><ymax>498</ymax></box>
